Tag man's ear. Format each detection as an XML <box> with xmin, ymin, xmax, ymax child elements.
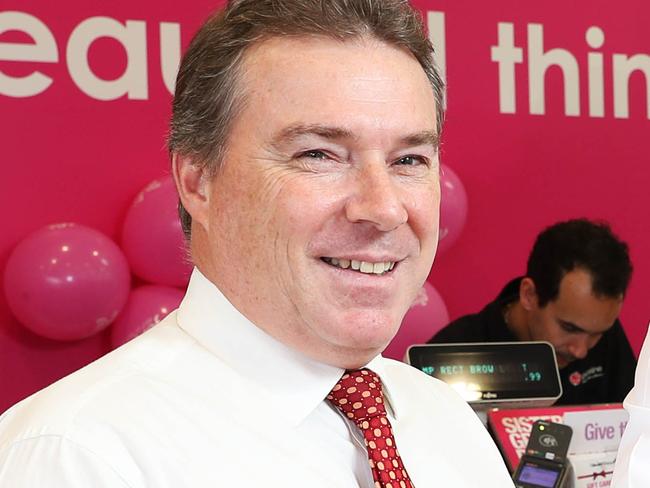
<box><xmin>520</xmin><ymin>277</ymin><xmax>539</xmax><ymax>311</ymax></box>
<box><xmin>171</xmin><ymin>153</ymin><xmax>210</xmax><ymax>232</ymax></box>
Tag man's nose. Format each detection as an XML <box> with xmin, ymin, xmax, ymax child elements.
<box><xmin>344</xmin><ymin>161</ymin><xmax>408</xmax><ymax>232</ymax></box>
<box><xmin>567</xmin><ymin>336</ymin><xmax>591</xmax><ymax>360</ymax></box>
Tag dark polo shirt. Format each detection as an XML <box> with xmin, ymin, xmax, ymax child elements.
<box><xmin>429</xmin><ymin>278</ymin><xmax>636</xmax><ymax>405</ymax></box>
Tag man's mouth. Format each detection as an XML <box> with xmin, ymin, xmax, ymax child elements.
<box><xmin>321</xmin><ymin>257</ymin><xmax>396</xmax><ymax>276</ymax></box>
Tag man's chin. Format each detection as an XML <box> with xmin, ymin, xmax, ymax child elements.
<box><xmin>304</xmin><ymin>307</ymin><xmax>401</xmax><ymax>363</ymax></box>
<box><xmin>314</xmin><ymin>339</ymin><xmax>386</xmax><ymax>370</ymax></box>
<box><xmin>322</xmin><ymin>328</ymin><xmax>397</xmax><ymax>366</ymax></box>
<box><xmin>556</xmin><ymin>355</ymin><xmax>576</xmax><ymax>369</ymax></box>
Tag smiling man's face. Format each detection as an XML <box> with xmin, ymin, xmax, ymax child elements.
<box><xmin>197</xmin><ymin>36</ymin><xmax>440</xmax><ymax>368</ymax></box>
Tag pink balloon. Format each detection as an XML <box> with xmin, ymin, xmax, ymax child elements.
<box><xmin>110</xmin><ymin>285</ymin><xmax>184</xmax><ymax>348</ymax></box>
<box><xmin>383</xmin><ymin>281</ymin><xmax>449</xmax><ymax>361</ymax></box>
<box><xmin>438</xmin><ymin>164</ymin><xmax>468</xmax><ymax>255</ymax></box>
<box><xmin>122</xmin><ymin>176</ymin><xmax>192</xmax><ymax>287</ymax></box>
<box><xmin>3</xmin><ymin>223</ymin><xmax>131</xmax><ymax>341</ymax></box>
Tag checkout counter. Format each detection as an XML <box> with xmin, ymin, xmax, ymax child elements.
<box><xmin>406</xmin><ymin>342</ymin><xmax>628</xmax><ymax>488</ymax></box>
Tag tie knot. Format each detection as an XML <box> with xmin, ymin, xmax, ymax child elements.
<box><xmin>327</xmin><ymin>368</ymin><xmax>387</xmax><ymax>424</ymax></box>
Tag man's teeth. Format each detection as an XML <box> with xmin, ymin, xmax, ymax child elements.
<box><xmin>324</xmin><ymin>257</ymin><xmax>395</xmax><ymax>275</ymax></box>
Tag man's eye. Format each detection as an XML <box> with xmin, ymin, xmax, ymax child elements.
<box><xmin>299</xmin><ymin>150</ymin><xmax>328</xmax><ymax>160</ymax></box>
<box><xmin>395</xmin><ymin>155</ymin><xmax>427</xmax><ymax>166</ymax></box>
<box><xmin>560</xmin><ymin>322</ymin><xmax>580</xmax><ymax>333</ymax></box>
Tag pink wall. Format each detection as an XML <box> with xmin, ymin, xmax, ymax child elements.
<box><xmin>1</xmin><ymin>0</ymin><xmax>649</xmax><ymax>412</ymax></box>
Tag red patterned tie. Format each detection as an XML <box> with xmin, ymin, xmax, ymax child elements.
<box><xmin>327</xmin><ymin>369</ymin><xmax>414</xmax><ymax>488</ymax></box>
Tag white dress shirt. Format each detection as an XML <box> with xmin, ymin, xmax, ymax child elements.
<box><xmin>612</xmin><ymin>326</ymin><xmax>650</xmax><ymax>488</ymax></box>
<box><xmin>0</xmin><ymin>268</ymin><xmax>513</xmax><ymax>487</ymax></box>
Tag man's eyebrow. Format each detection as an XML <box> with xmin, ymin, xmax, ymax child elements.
<box><xmin>559</xmin><ymin>318</ymin><xmax>616</xmax><ymax>336</ymax></box>
<box><xmin>558</xmin><ymin>319</ymin><xmax>586</xmax><ymax>333</ymax></box>
<box><xmin>400</xmin><ymin>131</ymin><xmax>440</xmax><ymax>149</ymax></box>
<box><xmin>271</xmin><ymin>124</ymin><xmax>354</xmax><ymax>147</ymax></box>
<box><xmin>271</xmin><ymin>125</ymin><xmax>440</xmax><ymax>150</ymax></box>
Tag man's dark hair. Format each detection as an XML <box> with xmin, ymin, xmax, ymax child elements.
<box><xmin>526</xmin><ymin>218</ymin><xmax>633</xmax><ymax>307</ymax></box>
<box><xmin>169</xmin><ymin>0</ymin><xmax>445</xmax><ymax>239</ymax></box>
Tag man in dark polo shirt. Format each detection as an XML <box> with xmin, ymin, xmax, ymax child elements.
<box><xmin>430</xmin><ymin>218</ymin><xmax>636</xmax><ymax>405</ymax></box>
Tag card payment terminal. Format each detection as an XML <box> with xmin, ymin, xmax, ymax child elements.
<box><xmin>513</xmin><ymin>420</ymin><xmax>573</xmax><ymax>488</ymax></box>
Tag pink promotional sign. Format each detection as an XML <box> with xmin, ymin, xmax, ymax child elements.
<box><xmin>488</xmin><ymin>404</ymin><xmax>622</xmax><ymax>472</ymax></box>
<box><xmin>1</xmin><ymin>0</ymin><xmax>649</xmax><ymax>412</ymax></box>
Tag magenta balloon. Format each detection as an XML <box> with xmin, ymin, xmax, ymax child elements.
<box><xmin>3</xmin><ymin>223</ymin><xmax>131</xmax><ymax>341</ymax></box>
<box><xmin>383</xmin><ymin>281</ymin><xmax>450</xmax><ymax>361</ymax></box>
<box><xmin>438</xmin><ymin>164</ymin><xmax>468</xmax><ymax>255</ymax></box>
<box><xmin>110</xmin><ymin>285</ymin><xmax>184</xmax><ymax>348</ymax></box>
<box><xmin>121</xmin><ymin>177</ymin><xmax>191</xmax><ymax>287</ymax></box>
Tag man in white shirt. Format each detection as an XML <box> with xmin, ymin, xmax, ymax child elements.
<box><xmin>0</xmin><ymin>0</ymin><xmax>513</xmax><ymax>486</ymax></box>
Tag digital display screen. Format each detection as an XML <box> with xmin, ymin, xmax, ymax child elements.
<box><xmin>517</xmin><ymin>462</ymin><xmax>560</xmax><ymax>487</ymax></box>
<box><xmin>407</xmin><ymin>342</ymin><xmax>561</xmax><ymax>402</ymax></box>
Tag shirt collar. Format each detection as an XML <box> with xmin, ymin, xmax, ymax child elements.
<box><xmin>176</xmin><ymin>268</ymin><xmax>342</xmax><ymax>427</ymax></box>
<box><xmin>176</xmin><ymin>267</ymin><xmax>401</xmax><ymax>425</ymax></box>
<box><xmin>366</xmin><ymin>355</ymin><xmax>403</xmax><ymax>420</ymax></box>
